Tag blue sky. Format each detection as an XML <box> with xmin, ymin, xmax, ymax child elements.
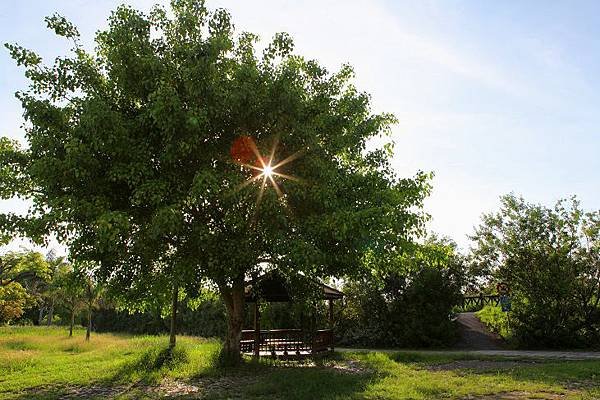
<box><xmin>1</xmin><ymin>0</ymin><xmax>599</xmax><ymax>251</ymax></box>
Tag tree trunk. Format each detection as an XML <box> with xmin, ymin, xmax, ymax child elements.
<box><xmin>169</xmin><ymin>282</ymin><xmax>179</xmax><ymax>349</ymax></box>
<box><xmin>220</xmin><ymin>277</ymin><xmax>245</xmax><ymax>365</ymax></box>
<box><xmin>85</xmin><ymin>303</ymin><xmax>92</xmax><ymax>341</ymax></box>
<box><xmin>38</xmin><ymin>306</ymin><xmax>45</xmax><ymax>325</ymax></box>
<box><xmin>46</xmin><ymin>297</ymin><xmax>55</xmax><ymax>326</ymax></box>
<box><xmin>69</xmin><ymin>306</ymin><xmax>75</xmax><ymax>338</ymax></box>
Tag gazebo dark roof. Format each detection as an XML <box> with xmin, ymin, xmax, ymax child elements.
<box><xmin>244</xmin><ymin>272</ymin><xmax>344</xmax><ymax>302</ymax></box>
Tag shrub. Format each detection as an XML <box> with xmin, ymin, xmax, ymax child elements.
<box><xmin>336</xmin><ymin>238</ymin><xmax>465</xmax><ymax>348</ymax></box>
<box><xmin>0</xmin><ymin>283</ymin><xmax>30</xmax><ymax>324</ymax></box>
<box><xmin>476</xmin><ymin>305</ymin><xmax>510</xmax><ymax>339</ymax></box>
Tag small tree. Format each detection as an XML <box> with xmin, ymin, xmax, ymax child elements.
<box><xmin>41</xmin><ymin>251</ymin><xmax>69</xmax><ymax>326</ymax></box>
<box><xmin>71</xmin><ymin>263</ymin><xmax>103</xmax><ymax>341</ymax></box>
<box><xmin>107</xmin><ymin>266</ymin><xmax>187</xmax><ymax>348</ymax></box>
<box><xmin>54</xmin><ymin>265</ymin><xmax>85</xmax><ymax>336</ymax></box>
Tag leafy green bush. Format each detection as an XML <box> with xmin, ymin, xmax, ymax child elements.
<box><xmin>337</xmin><ymin>238</ymin><xmax>465</xmax><ymax>348</ymax></box>
<box><xmin>476</xmin><ymin>306</ymin><xmax>510</xmax><ymax>339</ymax></box>
<box><xmin>93</xmin><ymin>295</ymin><xmax>227</xmax><ymax>338</ymax></box>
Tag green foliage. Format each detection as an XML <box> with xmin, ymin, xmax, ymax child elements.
<box><xmin>52</xmin><ymin>264</ymin><xmax>85</xmax><ymax>313</ymax></box>
<box><xmin>476</xmin><ymin>305</ymin><xmax>511</xmax><ymax>339</ymax></box>
<box><xmin>471</xmin><ymin>194</ymin><xmax>600</xmax><ymax>348</ymax></box>
<box><xmin>0</xmin><ymin>283</ymin><xmax>29</xmax><ymax>323</ymax></box>
<box><xmin>93</xmin><ymin>293</ymin><xmax>227</xmax><ymax>338</ymax></box>
<box><xmin>0</xmin><ymin>251</ymin><xmax>50</xmax><ymax>324</ymax></box>
<box><xmin>337</xmin><ymin>237</ymin><xmax>465</xmax><ymax>348</ymax></box>
<box><xmin>0</xmin><ymin>251</ymin><xmax>50</xmax><ymax>286</ymax></box>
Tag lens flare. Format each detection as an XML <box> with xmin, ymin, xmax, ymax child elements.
<box><xmin>262</xmin><ymin>164</ymin><xmax>273</xmax><ymax>177</ymax></box>
<box><xmin>231</xmin><ymin>136</ymin><xmax>303</xmax><ymax>209</ymax></box>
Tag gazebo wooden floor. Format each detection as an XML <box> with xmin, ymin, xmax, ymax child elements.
<box><xmin>240</xmin><ymin>328</ymin><xmax>334</xmax><ymax>359</ymax></box>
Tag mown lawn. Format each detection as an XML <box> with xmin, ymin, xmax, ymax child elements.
<box><xmin>1</xmin><ymin>326</ymin><xmax>599</xmax><ymax>399</ymax></box>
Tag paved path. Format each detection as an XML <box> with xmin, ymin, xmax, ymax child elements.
<box><xmin>454</xmin><ymin>312</ymin><xmax>505</xmax><ymax>350</ymax></box>
<box><xmin>336</xmin><ymin>347</ymin><xmax>600</xmax><ymax>360</ymax></box>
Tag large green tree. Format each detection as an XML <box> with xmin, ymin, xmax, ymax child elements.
<box><xmin>2</xmin><ymin>1</ymin><xmax>430</xmax><ymax>361</ymax></box>
<box><xmin>471</xmin><ymin>194</ymin><xmax>600</xmax><ymax>347</ymax></box>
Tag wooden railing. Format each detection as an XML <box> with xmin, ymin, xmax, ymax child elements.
<box><xmin>240</xmin><ymin>328</ymin><xmax>334</xmax><ymax>357</ymax></box>
<box><xmin>460</xmin><ymin>294</ymin><xmax>500</xmax><ymax>310</ymax></box>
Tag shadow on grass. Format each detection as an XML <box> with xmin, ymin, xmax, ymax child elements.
<box><xmin>386</xmin><ymin>351</ymin><xmax>600</xmax><ymax>397</ymax></box>
<box><xmin>6</xmin><ymin>346</ymin><xmax>190</xmax><ymax>400</ymax></box>
<box><xmin>8</xmin><ymin>350</ymin><xmax>377</xmax><ymax>400</ymax></box>
<box><xmin>191</xmin><ymin>355</ymin><xmax>377</xmax><ymax>400</ymax></box>
<box><xmin>110</xmin><ymin>345</ymin><xmax>190</xmax><ymax>384</ymax></box>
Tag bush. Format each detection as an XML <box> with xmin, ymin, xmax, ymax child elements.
<box><xmin>476</xmin><ymin>306</ymin><xmax>510</xmax><ymax>339</ymax></box>
<box><xmin>336</xmin><ymin>239</ymin><xmax>465</xmax><ymax>348</ymax></box>
<box><xmin>0</xmin><ymin>283</ymin><xmax>30</xmax><ymax>324</ymax></box>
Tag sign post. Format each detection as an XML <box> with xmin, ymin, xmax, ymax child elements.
<box><xmin>496</xmin><ymin>282</ymin><xmax>511</xmax><ymax>312</ymax></box>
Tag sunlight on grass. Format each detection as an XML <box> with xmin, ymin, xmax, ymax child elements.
<box><xmin>1</xmin><ymin>327</ymin><xmax>600</xmax><ymax>399</ymax></box>
<box><xmin>0</xmin><ymin>326</ymin><xmax>220</xmax><ymax>399</ymax></box>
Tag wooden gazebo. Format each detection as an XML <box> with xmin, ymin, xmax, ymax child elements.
<box><xmin>240</xmin><ymin>272</ymin><xmax>344</xmax><ymax>358</ymax></box>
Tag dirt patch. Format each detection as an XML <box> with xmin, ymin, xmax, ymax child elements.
<box><xmin>156</xmin><ymin>380</ymin><xmax>201</xmax><ymax>397</ymax></box>
<box><xmin>427</xmin><ymin>360</ymin><xmax>540</xmax><ymax>372</ymax></box>
<box><xmin>463</xmin><ymin>391</ymin><xmax>567</xmax><ymax>399</ymax></box>
<box><xmin>34</xmin><ymin>384</ymin><xmax>131</xmax><ymax>399</ymax></box>
<box><xmin>331</xmin><ymin>359</ymin><xmax>370</xmax><ymax>374</ymax></box>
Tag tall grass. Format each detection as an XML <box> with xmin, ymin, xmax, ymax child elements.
<box><xmin>0</xmin><ymin>326</ymin><xmax>220</xmax><ymax>397</ymax></box>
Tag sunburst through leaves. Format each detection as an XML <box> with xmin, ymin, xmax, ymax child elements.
<box><xmin>230</xmin><ymin>135</ymin><xmax>302</xmax><ymax>208</ymax></box>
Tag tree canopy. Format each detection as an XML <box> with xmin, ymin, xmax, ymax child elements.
<box><xmin>2</xmin><ymin>0</ymin><xmax>430</xmax><ymax>361</ymax></box>
<box><xmin>0</xmin><ymin>251</ymin><xmax>49</xmax><ymax>323</ymax></box>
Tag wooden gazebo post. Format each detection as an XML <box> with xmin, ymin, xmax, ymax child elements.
<box><xmin>328</xmin><ymin>299</ymin><xmax>334</xmax><ymax>351</ymax></box>
<box><xmin>253</xmin><ymin>301</ymin><xmax>260</xmax><ymax>359</ymax></box>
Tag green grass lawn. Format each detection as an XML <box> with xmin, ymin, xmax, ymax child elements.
<box><xmin>1</xmin><ymin>326</ymin><xmax>599</xmax><ymax>399</ymax></box>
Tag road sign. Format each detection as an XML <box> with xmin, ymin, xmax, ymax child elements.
<box><xmin>497</xmin><ymin>282</ymin><xmax>510</xmax><ymax>295</ymax></box>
